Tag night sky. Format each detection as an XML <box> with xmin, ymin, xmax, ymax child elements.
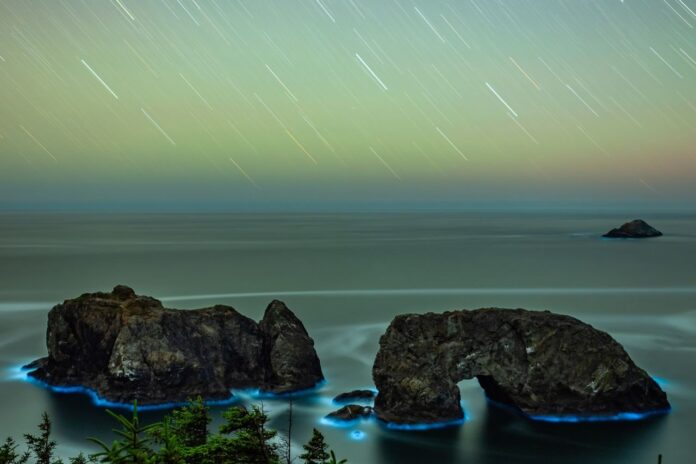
<box><xmin>0</xmin><ymin>0</ymin><xmax>694</xmax><ymax>210</ymax></box>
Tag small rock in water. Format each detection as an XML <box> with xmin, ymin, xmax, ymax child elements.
<box><xmin>603</xmin><ymin>219</ymin><xmax>662</xmax><ymax>238</ymax></box>
<box><xmin>333</xmin><ymin>389</ymin><xmax>376</xmax><ymax>403</ymax></box>
<box><xmin>326</xmin><ymin>404</ymin><xmax>373</xmax><ymax>422</ymax></box>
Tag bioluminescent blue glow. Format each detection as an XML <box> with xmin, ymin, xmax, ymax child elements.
<box><xmin>382</xmin><ymin>417</ymin><xmax>467</xmax><ymax>431</ymax></box>
<box><xmin>320</xmin><ymin>416</ymin><xmax>369</xmax><ymax>429</ymax></box>
<box><xmin>234</xmin><ymin>379</ymin><xmax>327</xmax><ymax>400</ymax></box>
<box><xmin>380</xmin><ymin>401</ymin><xmax>469</xmax><ymax>431</ymax></box>
<box><xmin>321</xmin><ymin>400</ymin><xmax>470</xmax><ymax>432</ymax></box>
<box><xmin>5</xmin><ymin>363</ymin><xmax>32</xmax><ymax>382</ymax></box>
<box><xmin>652</xmin><ymin>376</ymin><xmax>670</xmax><ymax>388</ymax></box>
<box><xmin>350</xmin><ymin>430</ymin><xmax>366</xmax><ymax>441</ymax></box>
<box><xmin>21</xmin><ymin>371</ymin><xmax>239</xmax><ymax>411</ymax></box>
<box><xmin>13</xmin><ymin>363</ymin><xmax>236</xmax><ymax>411</ymax></box>
<box><xmin>12</xmin><ymin>359</ymin><xmax>325</xmax><ymax>411</ymax></box>
<box><xmin>21</xmin><ymin>373</ymin><xmax>327</xmax><ymax>410</ymax></box>
<box><xmin>486</xmin><ymin>396</ymin><xmax>671</xmax><ymax>423</ymax></box>
<box><xmin>529</xmin><ymin>409</ymin><xmax>671</xmax><ymax>423</ymax></box>
<box><xmin>322</xmin><ymin>412</ymin><xmax>467</xmax><ymax>432</ymax></box>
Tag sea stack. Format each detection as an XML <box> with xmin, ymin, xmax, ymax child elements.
<box><xmin>603</xmin><ymin>219</ymin><xmax>662</xmax><ymax>238</ymax></box>
<box><xmin>372</xmin><ymin>308</ymin><xmax>669</xmax><ymax>425</ymax></box>
<box><xmin>27</xmin><ymin>286</ymin><xmax>324</xmax><ymax>405</ymax></box>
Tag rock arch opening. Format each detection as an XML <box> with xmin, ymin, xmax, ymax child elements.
<box><xmin>372</xmin><ymin>308</ymin><xmax>669</xmax><ymax>425</ymax></box>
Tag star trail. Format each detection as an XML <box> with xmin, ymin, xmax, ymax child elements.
<box><xmin>0</xmin><ymin>0</ymin><xmax>694</xmax><ymax>210</ymax></box>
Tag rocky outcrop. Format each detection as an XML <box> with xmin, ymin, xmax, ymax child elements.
<box><xmin>27</xmin><ymin>286</ymin><xmax>323</xmax><ymax>405</ymax></box>
<box><xmin>326</xmin><ymin>404</ymin><xmax>373</xmax><ymax>422</ymax></box>
<box><xmin>603</xmin><ymin>219</ymin><xmax>662</xmax><ymax>238</ymax></box>
<box><xmin>373</xmin><ymin>308</ymin><xmax>669</xmax><ymax>425</ymax></box>
<box><xmin>333</xmin><ymin>389</ymin><xmax>376</xmax><ymax>404</ymax></box>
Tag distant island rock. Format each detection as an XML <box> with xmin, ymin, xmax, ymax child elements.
<box><xmin>373</xmin><ymin>308</ymin><xmax>669</xmax><ymax>425</ymax></box>
<box><xmin>333</xmin><ymin>389</ymin><xmax>376</xmax><ymax>404</ymax></box>
<box><xmin>603</xmin><ymin>219</ymin><xmax>663</xmax><ymax>238</ymax></box>
<box><xmin>27</xmin><ymin>285</ymin><xmax>324</xmax><ymax>405</ymax></box>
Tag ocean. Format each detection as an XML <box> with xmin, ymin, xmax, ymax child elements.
<box><xmin>1</xmin><ymin>212</ymin><xmax>694</xmax><ymax>463</ymax></box>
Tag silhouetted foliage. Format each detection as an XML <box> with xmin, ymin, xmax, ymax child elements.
<box><xmin>149</xmin><ymin>419</ymin><xmax>183</xmax><ymax>464</ymax></box>
<box><xmin>23</xmin><ymin>413</ymin><xmax>61</xmax><ymax>464</ymax></box>
<box><xmin>281</xmin><ymin>400</ymin><xmax>293</xmax><ymax>464</ymax></box>
<box><xmin>67</xmin><ymin>454</ymin><xmax>91</xmax><ymax>464</ymax></box>
<box><xmin>219</xmin><ymin>405</ymin><xmax>279</xmax><ymax>464</ymax></box>
<box><xmin>2</xmin><ymin>400</ymin><xmax>348</xmax><ymax>464</ymax></box>
<box><xmin>152</xmin><ymin>398</ymin><xmax>210</xmax><ymax>449</ymax></box>
<box><xmin>0</xmin><ymin>437</ymin><xmax>30</xmax><ymax>464</ymax></box>
<box><xmin>298</xmin><ymin>430</ymin><xmax>347</xmax><ymax>464</ymax></box>
<box><xmin>299</xmin><ymin>429</ymin><xmax>329</xmax><ymax>464</ymax></box>
<box><xmin>326</xmin><ymin>451</ymin><xmax>346</xmax><ymax>464</ymax></box>
<box><xmin>88</xmin><ymin>401</ymin><xmax>156</xmax><ymax>464</ymax></box>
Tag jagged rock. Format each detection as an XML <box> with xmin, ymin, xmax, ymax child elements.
<box><xmin>373</xmin><ymin>308</ymin><xmax>669</xmax><ymax>425</ymax></box>
<box><xmin>603</xmin><ymin>219</ymin><xmax>662</xmax><ymax>238</ymax></box>
<box><xmin>27</xmin><ymin>286</ymin><xmax>323</xmax><ymax>405</ymax></box>
<box><xmin>333</xmin><ymin>389</ymin><xmax>376</xmax><ymax>404</ymax></box>
<box><xmin>326</xmin><ymin>404</ymin><xmax>373</xmax><ymax>422</ymax></box>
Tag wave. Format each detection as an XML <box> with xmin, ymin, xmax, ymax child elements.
<box><xmin>161</xmin><ymin>286</ymin><xmax>696</xmax><ymax>303</ymax></box>
<box><xmin>0</xmin><ymin>302</ymin><xmax>52</xmax><ymax>312</ymax></box>
<box><xmin>4</xmin><ymin>287</ymin><xmax>695</xmax><ymax>312</ymax></box>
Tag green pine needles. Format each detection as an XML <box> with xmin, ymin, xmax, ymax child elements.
<box><xmin>1</xmin><ymin>399</ymin><xmax>348</xmax><ymax>464</ymax></box>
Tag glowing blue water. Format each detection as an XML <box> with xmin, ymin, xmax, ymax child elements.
<box><xmin>486</xmin><ymin>396</ymin><xmax>671</xmax><ymax>424</ymax></box>
<box><xmin>382</xmin><ymin>417</ymin><xmax>468</xmax><ymax>431</ymax></box>
<box><xmin>12</xmin><ymin>360</ymin><xmax>671</xmax><ymax>426</ymax></box>
<box><xmin>12</xmin><ymin>364</ymin><xmax>325</xmax><ymax>411</ymax></box>
<box><xmin>528</xmin><ymin>409</ymin><xmax>671</xmax><ymax>423</ymax></box>
<box><xmin>22</xmin><ymin>373</ymin><xmax>238</xmax><ymax>411</ymax></box>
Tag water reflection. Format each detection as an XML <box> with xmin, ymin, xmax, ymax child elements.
<box><xmin>376</xmin><ymin>426</ymin><xmax>462</xmax><ymax>463</ymax></box>
<box><xmin>472</xmin><ymin>402</ymin><xmax>670</xmax><ymax>464</ymax></box>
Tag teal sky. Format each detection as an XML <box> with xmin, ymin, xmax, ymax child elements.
<box><xmin>0</xmin><ymin>0</ymin><xmax>694</xmax><ymax>211</ymax></box>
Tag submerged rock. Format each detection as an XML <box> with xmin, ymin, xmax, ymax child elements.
<box><xmin>603</xmin><ymin>219</ymin><xmax>662</xmax><ymax>238</ymax></box>
<box><xmin>373</xmin><ymin>308</ymin><xmax>669</xmax><ymax>425</ymax></box>
<box><xmin>326</xmin><ymin>404</ymin><xmax>373</xmax><ymax>422</ymax></box>
<box><xmin>28</xmin><ymin>286</ymin><xmax>324</xmax><ymax>405</ymax></box>
<box><xmin>333</xmin><ymin>389</ymin><xmax>376</xmax><ymax>404</ymax></box>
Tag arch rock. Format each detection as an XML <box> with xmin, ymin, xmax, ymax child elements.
<box><xmin>372</xmin><ymin>308</ymin><xmax>669</xmax><ymax>425</ymax></box>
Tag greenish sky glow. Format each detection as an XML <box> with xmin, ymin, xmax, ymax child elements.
<box><xmin>0</xmin><ymin>0</ymin><xmax>694</xmax><ymax>211</ymax></box>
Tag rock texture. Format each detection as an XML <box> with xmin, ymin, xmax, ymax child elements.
<box><xmin>27</xmin><ymin>286</ymin><xmax>323</xmax><ymax>405</ymax></box>
<box><xmin>333</xmin><ymin>389</ymin><xmax>376</xmax><ymax>404</ymax></box>
<box><xmin>603</xmin><ymin>219</ymin><xmax>662</xmax><ymax>238</ymax></box>
<box><xmin>326</xmin><ymin>404</ymin><xmax>373</xmax><ymax>422</ymax></box>
<box><xmin>373</xmin><ymin>308</ymin><xmax>669</xmax><ymax>425</ymax></box>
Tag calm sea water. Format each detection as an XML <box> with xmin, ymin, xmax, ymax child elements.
<box><xmin>1</xmin><ymin>212</ymin><xmax>695</xmax><ymax>463</ymax></box>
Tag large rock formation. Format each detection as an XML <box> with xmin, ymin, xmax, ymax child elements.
<box><xmin>603</xmin><ymin>219</ymin><xmax>662</xmax><ymax>238</ymax></box>
<box><xmin>373</xmin><ymin>308</ymin><xmax>669</xmax><ymax>425</ymax></box>
<box><xmin>27</xmin><ymin>286</ymin><xmax>324</xmax><ymax>405</ymax></box>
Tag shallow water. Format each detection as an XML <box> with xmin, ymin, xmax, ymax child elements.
<box><xmin>0</xmin><ymin>212</ymin><xmax>694</xmax><ymax>463</ymax></box>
